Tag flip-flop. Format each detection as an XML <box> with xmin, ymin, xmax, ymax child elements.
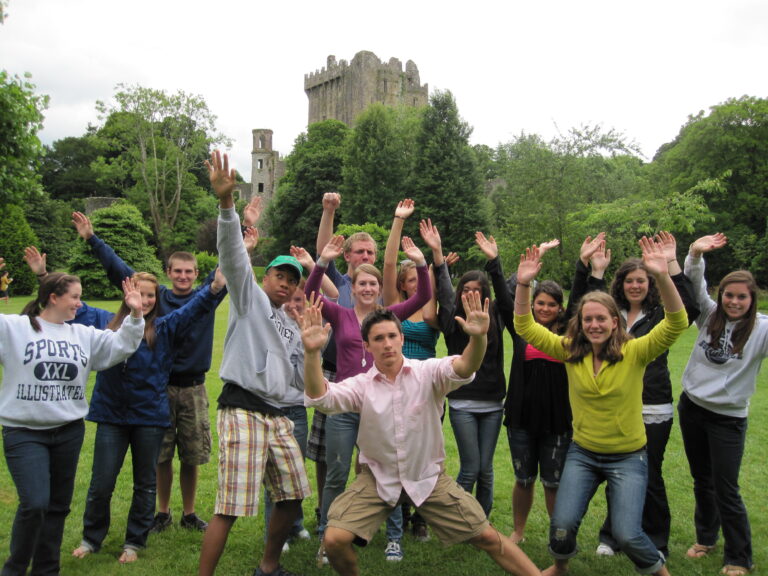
<box><xmin>686</xmin><ymin>543</ymin><xmax>715</xmax><ymax>558</ymax></box>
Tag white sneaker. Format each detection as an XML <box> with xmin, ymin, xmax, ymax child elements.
<box><xmin>296</xmin><ymin>528</ymin><xmax>311</xmax><ymax>540</ymax></box>
<box><xmin>384</xmin><ymin>539</ymin><xmax>403</xmax><ymax>562</ymax></box>
<box><xmin>596</xmin><ymin>543</ymin><xmax>616</xmax><ymax>556</ymax></box>
<box><xmin>282</xmin><ymin>541</ymin><xmax>290</xmax><ymax>553</ymax></box>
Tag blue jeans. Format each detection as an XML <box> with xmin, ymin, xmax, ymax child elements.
<box><xmin>678</xmin><ymin>393</ymin><xmax>751</xmax><ymax>568</ymax></box>
<box><xmin>264</xmin><ymin>405</ymin><xmax>308</xmax><ymax>540</ymax></box>
<box><xmin>81</xmin><ymin>423</ymin><xmax>166</xmax><ymax>551</ymax></box>
<box><xmin>320</xmin><ymin>412</ymin><xmax>402</xmax><ymax>541</ymax></box>
<box><xmin>550</xmin><ymin>443</ymin><xmax>664</xmax><ymax>574</ymax></box>
<box><xmin>599</xmin><ymin>416</ymin><xmax>673</xmax><ymax>556</ymax></box>
<box><xmin>448</xmin><ymin>408</ymin><xmax>503</xmax><ymax>517</ymax></box>
<box><xmin>2</xmin><ymin>420</ymin><xmax>84</xmax><ymax>576</ymax></box>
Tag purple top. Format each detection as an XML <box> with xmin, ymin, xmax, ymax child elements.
<box><xmin>305</xmin><ymin>263</ymin><xmax>431</xmax><ymax>381</ymax></box>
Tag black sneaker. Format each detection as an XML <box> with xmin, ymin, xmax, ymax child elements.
<box><xmin>180</xmin><ymin>512</ymin><xmax>208</xmax><ymax>532</ymax></box>
<box><xmin>149</xmin><ymin>511</ymin><xmax>173</xmax><ymax>534</ymax></box>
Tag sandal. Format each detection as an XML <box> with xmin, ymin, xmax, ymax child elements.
<box><xmin>721</xmin><ymin>565</ymin><xmax>753</xmax><ymax>576</ymax></box>
<box><xmin>119</xmin><ymin>548</ymin><xmax>138</xmax><ymax>564</ymax></box>
<box><xmin>686</xmin><ymin>542</ymin><xmax>715</xmax><ymax>558</ymax></box>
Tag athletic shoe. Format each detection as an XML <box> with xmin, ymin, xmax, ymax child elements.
<box><xmin>316</xmin><ymin>543</ymin><xmax>329</xmax><ymax>567</ymax></box>
<box><xmin>295</xmin><ymin>528</ymin><xmax>311</xmax><ymax>540</ymax></box>
<box><xmin>384</xmin><ymin>539</ymin><xmax>403</xmax><ymax>562</ymax></box>
<box><xmin>596</xmin><ymin>543</ymin><xmax>616</xmax><ymax>556</ymax></box>
<box><xmin>149</xmin><ymin>511</ymin><xmax>173</xmax><ymax>534</ymax></box>
<box><xmin>180</xmin><ymin>512</ymin><xmax>208</xmax><ymax>532</ymax></box>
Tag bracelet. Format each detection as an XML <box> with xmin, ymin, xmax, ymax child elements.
<box><xmin>515</xmin><ymin>301</ymin><xmax>529</xmax><ymax>306</ymax></box>
<box><xmin>517</xmin><ymin>282</ymin><xmax>531</xmax><ymax>288</ymax></box>
<box><xmin>36</xmin><ymin>272</ymin><xmax>47</xmax><ymax>277</ymax></box>
<box><xmin>667</xmin><ymin>259</ymin><xmax>676</xmax><ymax>264</ymax></box>
<box><xmin>394</xmin><ymin>215</ymin><xmax>406</xmax><ymax>220</ymax></box>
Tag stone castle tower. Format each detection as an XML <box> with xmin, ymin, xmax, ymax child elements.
<box><xmin>250</xmin><ymin>128</ymin><xmax>283</xmax><ymax>205</ymax></box>
<box><xmin>304</xmin><ymin>51</ymin><xmax>429</xmax><ymax>126</ymax></box>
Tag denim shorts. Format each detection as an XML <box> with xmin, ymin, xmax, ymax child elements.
<box><xmin>507</xmin><ymin>426</ymin><xmax>571</xmax><ymax>488</ymax></box>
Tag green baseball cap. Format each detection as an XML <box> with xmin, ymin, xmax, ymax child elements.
<box><xmin>265</xmin><ymin>255</ymin><xmax>303</xmax><ymax>280</ymax></box>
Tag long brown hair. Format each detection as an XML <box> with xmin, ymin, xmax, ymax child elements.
<box><xmin>565</xmin><ymin>291</ymin><xmax>631</xmax><ymax>363</ymax></box>
<box><xmin>396</xmin><ymin>260</ymin><xmax>417</xmax><ymax>301</ymax></box>
<box><xmin>610</xmin><ymin>258</ymin><xmax>660</xmax><ymax>314</ymax></box>
<box><xmin>533</xmin><ymin>280</ymin><xmax>566</xmax><ymax>334</ymax></box>
<box><xmin>107</xmin><ymin>272</ymin><xmax>159</xmax><ymax>348</ymax></box>
<box><xmin>22</xmin><ymin>273</ymin><xmax>81</xmax><ymax>332</ymax></box>
<box><xmin>708</xmin><ymin>270</ymin><xmax>758</xmax><ymax>355</ymax></box>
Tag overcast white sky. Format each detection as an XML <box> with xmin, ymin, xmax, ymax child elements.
<box><xmin>2</xmin><ymin>0</ymin><xmax>767</xmax><ymax>177</ymax></box>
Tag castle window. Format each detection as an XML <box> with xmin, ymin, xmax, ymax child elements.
<box><xmin>258</xmin><ymin>183</ymin><xmax>264</xmax><ymax>193</ymax></box>
<box><xmin>258</xmin><ymin>136</ymin><xmax>265</xmax><ymax>148</ymax></box>
<box><xmin>257</xmin><ymin>159</ymin><xmax>263</xmax><ymax>170</ymax></box>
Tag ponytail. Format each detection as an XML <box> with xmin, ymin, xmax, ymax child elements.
<box><xmin>22</xmin><ymin>273</ymin><xmax>81</xmax><ymax>332</ymax></box>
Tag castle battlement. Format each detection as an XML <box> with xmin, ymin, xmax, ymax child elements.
<box><xmin>304</xmin><ymin>50</ymin><xmax>428</xmax><ymax>126</ymax></box>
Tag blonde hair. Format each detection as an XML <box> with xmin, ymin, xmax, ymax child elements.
<box><xmin>565</xmin><ymin>291</ymin><xmax>631</xmax><ymax>363</ymax></box>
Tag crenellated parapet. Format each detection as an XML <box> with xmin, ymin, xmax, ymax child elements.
<box><xmin>304</xmin><ymin>50</ymin><xmax>429</xmax><ymax>126</ymax></box>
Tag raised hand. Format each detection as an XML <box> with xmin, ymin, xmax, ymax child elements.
<box><xmin>301</xmin><ymin>292</ymin><xmax>331</xmax><ymax>354</ymax></box>
<box><xmin>580</xmin><ymin>232</ymin><xmax>606</xmax><ymax>266</ymax></box>
<box><xmin>243</xmin><ymin>195</ymin><xmax>263</xmax><ymax>228</ymax></box>
<box><xmin>320</xmin><ymin>235</ymin><xmax>345</xmax><ymax>263</ymax></box>
<box><xmin>290</xmin><ymin>246</ymin><xmax>315</xmax><ymax>270</ymax></box>
<box><xmin>205</xmin><ymin>150</ymin><xmax>237</xmax><ymax>202</ymax></box>
<box><xmin>0</xmin><ymin>257</ymin><xmax>4</xmax><ymax>270</ymax></box>
<box><xmin>243</xmin><ymin>226</ymin><xmax>259</xmax><ymax>254</ymax></box>
<box><xmin>122</xmin><ymin>277</ymin><xmax>143</xmax><ymax>318</ymax></box>
<box><xmin>401</xmin><ymin>236</ymin><xmax>426</xmax><ymax>266</ymax></box>
<box><xmin>639</xmin><ymin>236</ymin><xmax>668</xmax><ymax>278</ymax></box>
<box><xmin>590</xmin><ymin>240</ymin><xmax>611</xmax><ymax>275</ymax></box>
<box><xmin>394</xmin><ymin>198</ymin><xmax>415</xmax><ymax>220</ymax></box>
<box><xmin>689</xmin><ymin>233</ymin><xmax>727</xmax><ymax>258</ymax></box>
<box><xmin>517</xmin><ymin>246</ymin><xmax>542</xmax><ymax>286</ymax></box>
<box><xmin>211</xmin><ymin>267</ymin><xmax>227</xmax><ymax>294</ymax></box>
<box><xmin>419</xmin><ymin>218</ymin><xmax>442</xmax><ymax>253</ymax></box>
<box><xmin>71</xmin><ymin>211</ymin><xmax>94</xmax><ymax>240</ymax></box>
<box><xmin>445</xmin><ymin>252</ymin><xmax>460</xmax><ymax>267</ymax></box>
<box><xmin>539</xmin><ymin>239</ymin><xmax>560</xmax><ymax>257</ymax></box>
<box><xmin>23</xmin><ymin>246</ymin><xmax>47</xmax><ymax>276</ymax></box>
<box><xmin>322</xmin><ymin>192</ymin><xmax>341</xmax><ymax>211</ymax></box>
<box><xmin>455</xmin><ymin>291</ymin><xmax>490</xmax><ymax>336</ymax></box>
<box><xmin>475</xmin><ymin>231</ymin><xmax>498</xmax><ymax>260</ymax></box>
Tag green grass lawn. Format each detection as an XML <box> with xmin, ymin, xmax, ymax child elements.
<box><xmin>0</xmin><ymin>293</ymin><xmax>766</xmax><ymax>575</ymax></box>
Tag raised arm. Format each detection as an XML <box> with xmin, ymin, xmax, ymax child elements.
<box><xmin>451</xmin><ymin>291</ymin><xmax>490</xmax><ymax>379</ymax></box>
<box><xmin>684</xmin><ymin>232</ymin><xmax>728</xmax><ymax>317</ymax></box>
<box><xmin>388</xmin><ymin>237</ymin><xmax>431</xmax><ymax>319</ymax></box>
<box><xmin>23</xmin><ymin>246</ymin><xmax>47</xmax><ymax>278</ymax></box>
<box><xmin>72</xmin><ymin>211</ymin><xmax>135</xmax><ymax>289</ymax></box>
<box><xmin>419</xmin><ymin>218</ymin><xmax>445</xmax><ymax>267</ymax></box>
<box><xmin>316</xmin><ymin>192</ymin><xmax>341</xmax><ymax>256</ymax></box>
<box><xmin>477</xmin><ymin>231</ymin><xmax>514</xmax><ymax>332</ymax></box>
<box><xmin>657</xmin><ymin>230</ymin><xmax>700</xmax><ymax>324</ymax></box>
<box><xmin>291</xmin><ymin>245</ymin><xmax>339</xmax><ymax>300</ymax></box>
<box><xmin>639</xmin><ymin>236</ymin><xmax>683</xmax><ymax>313</ymax></box>
<box><xmin>383</xmin><ymin>199</ymin><xmax>415</xmax><ymax>306</ymax></box>
<box><xmin>301</xmin><ymin>295</ymin><xmax>332</xmax><ymax>399</ymax></box>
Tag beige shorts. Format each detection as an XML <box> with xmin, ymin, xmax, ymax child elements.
<box><xmin>214</xmin><ymin>407</ymin><xmax>311</xmax><ymax>517</ymax></box>
<box><xmin>328</xmin><ymin>467</ymin><xmax>489</xmax><ymax>546</ymax></box>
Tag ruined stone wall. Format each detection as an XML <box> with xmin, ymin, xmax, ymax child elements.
<box><xmin>304</xmin><ymin>51</ymin><xmax>429</xmax><ymax>126</ymax></box>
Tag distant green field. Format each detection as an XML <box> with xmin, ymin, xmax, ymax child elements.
<box><xmin>0</xmin><ymin>292</ymin><xmax>765</xmax><ymax>575</ymax></box>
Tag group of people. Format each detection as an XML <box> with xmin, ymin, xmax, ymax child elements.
<box><xmin>0</xmin><ymin>149</ymin><xmax>765</xmax><ymax>576</ymax></box>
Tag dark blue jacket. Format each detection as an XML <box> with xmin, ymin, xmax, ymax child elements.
<box><xmin>85</xmin><ymin>235</ymin><xmax>226</xmax><ymax>381</ymax></box>
<box><xmin>84</xmin><ymin>286</ymin><xmax>219</xmax><ymax>426</ymax></box>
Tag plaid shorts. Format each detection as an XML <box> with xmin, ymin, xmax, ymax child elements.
<box><xmin>214</xmin><ymin>407</ymin><xmax>311</xmax><ymax>517</ymax></box>
<box><xmin>307</xmin><ymin>367</ymin><xmax>334</xmax><ymax>463</ymax></box>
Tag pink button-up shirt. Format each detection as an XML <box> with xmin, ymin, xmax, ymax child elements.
<box><xmin>305</xmin><ymin>356</ymin><xmax>473</xmax><ymax>507</ymax></box>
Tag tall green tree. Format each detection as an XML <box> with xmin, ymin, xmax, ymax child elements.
<box><xmin>69</xmin><ymin>203</ymin><xmax>163</xmax><ymax>299</ymax></box>
<box><xmin>0</xmin><ymin>204</ymin><xmax>40</xmax><ymax>295</ymax></box>
<box><xmin>341</xmin><ymin>104</ymin><xmax>421</xmax><ymax>226</ymax></box>
<box><xmin>409</xmin><ymin>90</ymin><xmax>488</xmax><ymax>269</ymax></box>
<box><xmin>652</xmin><ymin>96</ymin><xmax>768</xmax><ymax>283</ymax></box>
<box><xmin>40</xmin><ymin>132</ymin><xmax>114</xmax><ymax>201</ymax></box>
<box><xmin>93</xmin><ymin>84</ymin><xmax>229</xmax><ymax>257</ymax></box>
<box><xmin>0</xmin><ymin>71</ymin><xmax>48</xmax><ymax>205</ymax></box>
<box><xmin>266</xmin><ymin>120</ymin><xmax>349</xmax><ymax>254</ymax></box>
